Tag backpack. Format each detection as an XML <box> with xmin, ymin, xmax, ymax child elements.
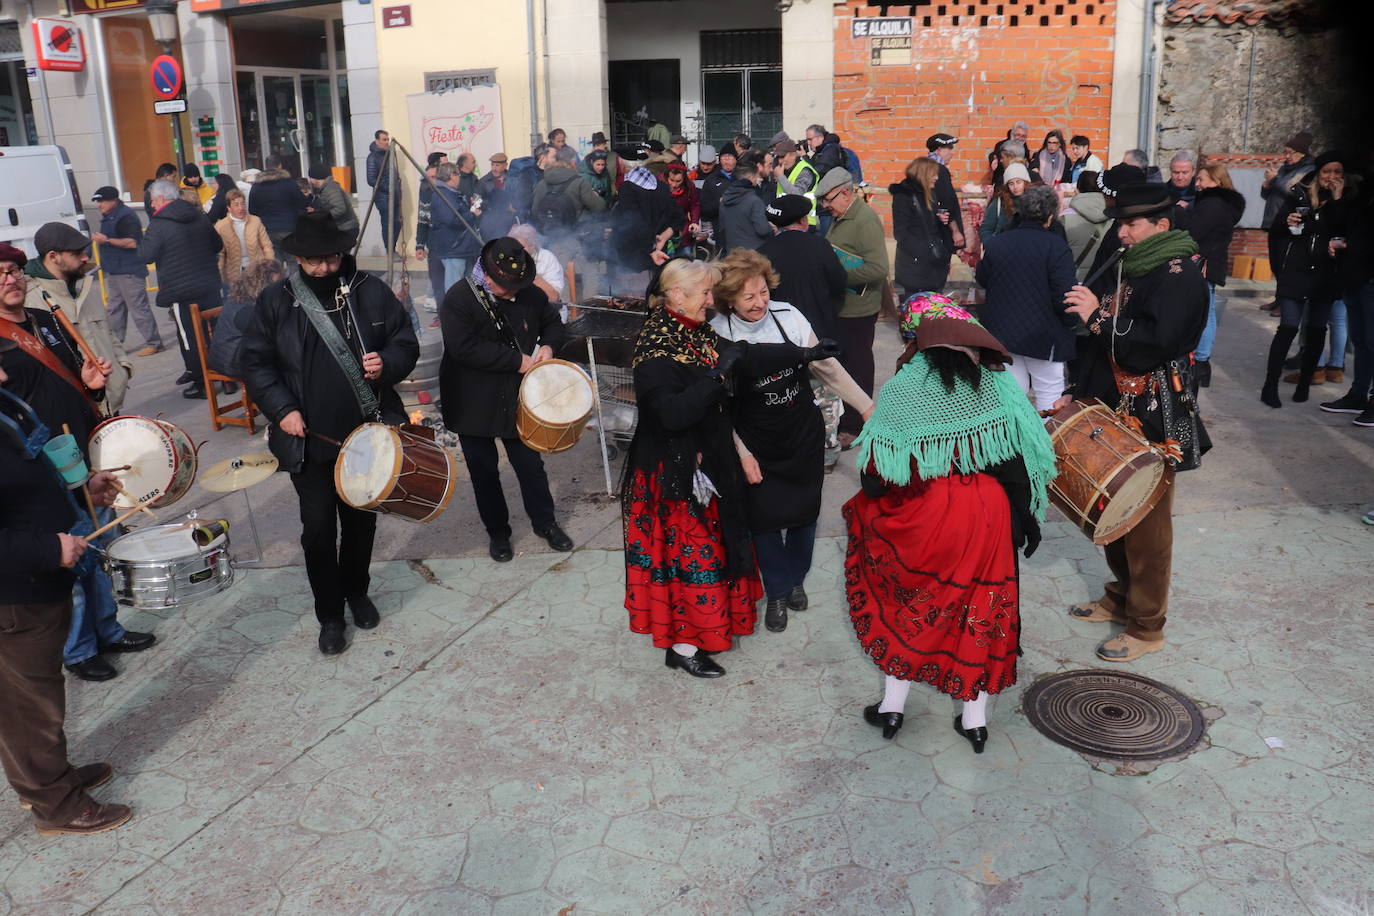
<box><xmin>532</xmin><ymin>181</ymin><xmax>577</xmax><ymax>232</ymax></box>
<box><xmin>842</xmin><ymin>146</ymin><xmax>864</xmax><ymax>183</ymax></box>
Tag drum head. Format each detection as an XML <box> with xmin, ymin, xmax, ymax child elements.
<box><xmin>1096</xmin><ymin>459</ymin><xmax>1167</xmax><ymax>542</ymax></box>
<box><xmin>521</xmin><ymin>361</ymin><xmax>594</xmax><ymax>424</ymax></box>
<box><xmin>89</xmin><ymin>417</ymin><xmax>177</xmax><ymax>509</ymax></box>
<box><xmin>107</xmin><ymin>523</ymin><xmax>208</xmax><ymax>562</ymax></box>
<box><xmin>336</xmin><ymin>423</ymin><xmax>401</xmax><ymax>508</ymax></box>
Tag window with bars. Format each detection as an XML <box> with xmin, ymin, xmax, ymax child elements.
<box><xmin>700</xmin><ymin>30</ymin><xmax>783</xmax><ymax>70</ymax></box>
<box><xmin>857</xmin><ymin>0</ymin><xmax>1109</xmax><ymax>28</ymax></box>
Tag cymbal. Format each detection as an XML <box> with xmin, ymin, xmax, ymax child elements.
<box><xmin>199</xmin><ymin>452</ymin><xmax>278</xmax><ymax>493</ymax></box>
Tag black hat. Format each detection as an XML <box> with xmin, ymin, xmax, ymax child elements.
<box><xmin>590</xmin><ymin>131</ymin><xmax>608</xmax><ymax>145</ymax></box>
<box><xmin>765</xmin><ymin>194</ymin><xmax>812</xmax><ymax>226</ymax></box>
<box><xmin>91</xmin><ymin>186</ymin><xmax>121</xmax><ymax>203</ymax></box>
<box><xmin>280</xmin><ymin>212</ymin><xmax>356</xmax><ymax>257</ymax></box>
<box><xmin>926</xmin><ymin>133</ymin><xmax>958</xmax><ymax>151</ymax></box>
<box><xmin>644</xmin><ymin>140</ymin><xmax>665</xmax><ymax>153</ymax></box>
<box><xmin>307</xmin><ymin>163</ymin><xmax>332</xmax><ymax>181</ymax></box>
<box><xmin>1106</xmin><ymin>182</ymin><xmax>1175</xmax><ymax>219</ymax></box>
<box><xmin>1098</xmin><ymin>163</ymin><xmax>1146</xmax><ymax>198</ymax></box>
<box><xmin>719</xmin><ymin>143</ymin><xmax>738</xmax><ymax>160</ymax></box>
<box><xmin>34</xmin><ymin>222</ymin><xmax>90</xmax><ymax>256</ymax></box>
<box><xmin>1313</xmin><ymin>150</ymin><xmax>1346</xmax><ymax>172</ymax></box>
<box><xmin>480</xmin><ymin>238</ymin><xmax>535</xmax><ymax>291</ymax></box>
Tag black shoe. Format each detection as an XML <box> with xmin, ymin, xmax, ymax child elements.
<box><xmin>1320</xmin><ymin>393</ymin><xmax>1370</xmax><ymax>414</ymax></box>
<box><xmin>764</xmin><ymin>596</ymin><xmax>788</xmax><ymax>632</ymax></box>
<box><xmin>1292</xmin><ymin>382</ymin><xmax>1311</xmax><ymax>403</ymax></box>
<box><xmin>1355</xmin><ymin>407</ymin><xmax>1374</xmax><ymax>428</ymax></box>
<box><xmin>175</xmin><ymin>370</ymin><xmax>195</xmax><ymax>385</ymax></box>
<box><xmin>786</xmin><ymin>585</ymin><xmax>808</xmax><ymax>611</ymax></box>
<box><xmin>65</xmin><ymin>656</ymin><xmax>118</xmax><ymax>681</ymax></box>
<box><xmin>182</xmin><ymin>383</ymin><xmax>207</xmax><ymax>400</ymax></box>
<box><xmin>1260</xmin><ymin>385</ymin><xmax>1282</xmax><ymax>409</ymax></box>
<box><xmin>954</xmin><ymin>714</ymin><xmax>988</xmax><ymax>754</ymax></box>
<box><xmin>1193</xmin><ymin>359</ymin><xmax>1211</xmax><ymax>389</ymax></box>
<box><xmin>347</xmin><ymin>595</ymin><xmax>379</xmax><ymax>629</ymax></box>
<box><xmin>535</xmin><ymin>523</ymin><xmax>573</xmax><ymax>552</ymax></box>
<box><xmin>101</xmin><ymin>631</ymin><xmax>156</xmax><ymax>653</ymax></box>
<box><xmin>489</xmin><ymin>537</ymin><xmax>513</xmax><ymax>562</ymax></box>
<box><xmin>664</xmin><ymin>647</ymin><xmax>725</xmax><ymax>678</ymax></box>
<box><xmin>219</xmin><ymin>381</ymin><xmax>238</xmax><ymax>395</ymax></box>
<box><xmin>863</xmin><ymin>703</ymin><xmax>903</xmax><ymax>740</ymax></box>
<box><xmin>318</xmin><ymin>621</ymin><xmax>347</xmax><ymax>655</ymax></box>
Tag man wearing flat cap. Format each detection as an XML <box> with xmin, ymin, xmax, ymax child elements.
<box><xmin>439</xmin><ymin>238</ymin><xmax>573</xmax><ymax>563</ymax></box>
<box><xmin>1058</xmin><ymin>182</ymin><xmax>1210</xmax><ymax>663</ymax></box>
<box><xmin>241</xmin><ymin>213</ymin><xmax>419</xmax><ymax>656</ymax></box>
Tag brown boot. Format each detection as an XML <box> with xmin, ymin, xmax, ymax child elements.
<box><xmin>1284</xmin><ymin>368</ymin><xmax>1325</xmax><ymax>385</ymax></box>
<box><xmin>1325</xmin><ymin>367</ymin><xmax>1344</xmax><ymax>384</ymax></box>
<box><xmin>36</xmin><ymin>802</ymin><xmax>132</xmax><ymax>836</ymax></box>
<box><xmin>19</xmin><ymin>762</ymin><xmax>113</xmax><ymax>810</ymax></box>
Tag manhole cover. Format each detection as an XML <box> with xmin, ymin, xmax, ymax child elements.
<box><xmin>1022</xmin><ymin>669</ymin><xmax>1205</xmax><ymax>761</ymax></box>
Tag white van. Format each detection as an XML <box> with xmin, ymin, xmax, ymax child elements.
<box><xmin>0</xmin><ymin>145</ymin><xmax>88</xmax><ymax>257</ymax></box>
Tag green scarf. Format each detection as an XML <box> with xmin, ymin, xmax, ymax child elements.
<box><xmin>854</xmin><ymin>356</ymin><xmax>1059</xmax><ymax>519</ymax></box>
<box><xmin>1121</xmin><ymin>229</ymin><xmax>1198</xmax><ymax>279</ymax></box>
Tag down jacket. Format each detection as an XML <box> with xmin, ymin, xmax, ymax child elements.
<box><xmin>215</xmin><ymin>214</ymin><xmax>274</xmax><ymax>286</ymax></box>
<box><xmin>136</xmin><ymin>197</ymin><xmax>223</xmax><ymax>306</ymax></box>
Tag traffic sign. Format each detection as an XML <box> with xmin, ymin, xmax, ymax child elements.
<box><xmin>154</xmin><ymin>99</ymin><xmax>187</xmax><ymax>115</ymax></box>
<box><xmin>32</xmin><ymin>18</ymin><xmax>86</xmax><ymax>72</ymax></box>
<box><xmin>150</xmin><ymin>55</ymin><xmax>183</xmax><ymax>101</ymax></box>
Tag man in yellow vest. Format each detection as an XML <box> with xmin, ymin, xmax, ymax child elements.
<box><xmin>769</xmin><ymin>139</ymin><xmax>820</xmax><ymax>227</ymax></box>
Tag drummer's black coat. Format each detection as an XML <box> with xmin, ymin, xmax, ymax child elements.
<box><xmin>240</xmin><ymin>257</ymin><xmax>419</xmax><ymax>475</ymax></box>
<box><xmin>438</xmin><ymin>279</ymin><xmax>566</xmax><ymax>439</ymax></box>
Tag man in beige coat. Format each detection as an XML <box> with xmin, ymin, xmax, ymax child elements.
<box><xmin>215</xmin><ymin>190</ymin><xmax>274</xmax><ymax>287</ymax></box>
<box><xmin>23</xmin><ymin>223</ymin><xmax>131</xmax><ymax>414</ymax></box>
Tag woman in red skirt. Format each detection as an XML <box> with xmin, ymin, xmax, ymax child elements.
<box><xmin>843</xmin><ymin>294</ymin><xmax>1058</xmax><ymax>751</ymax></box>
<box><xmin>622</xmin><ymin>258</ymin><xmax>797</xmax><ymax>678</ymax></box>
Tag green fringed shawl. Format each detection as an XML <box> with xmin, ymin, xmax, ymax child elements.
<box><xmin>854</xmin><ymin>357</ymin><xmax>1060</xmax><ymax>519</ymax></box>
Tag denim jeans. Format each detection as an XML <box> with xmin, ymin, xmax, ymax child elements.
<box><xmin>1195</xmin><ymin>282</ymin><xmax>1218</xmax><ymax>362</ymax></box>
<box><xmin>752</xmin><ymin>524</ymin><xmax>818</xmax><ymax>600</ymax></box>
<box><xmin>1346</xmin><ymin>281</ymin><xmax>1374</xmax><ymax>398</ymax></box>
<box><xmin>64</xmin><ymin>506</ymin><xmax>125</xmax><ymax>665</ymax></box>
<box><xmin>1322</xmin><ymin>299</ymin><xmax>1347</xmax><ymax>369</ymax></box>
<box><xmin>442</xmin><ymin>258</ymin><xmax>469</xmax><ymax>296</ymax></box>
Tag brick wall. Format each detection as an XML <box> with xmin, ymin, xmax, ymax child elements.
<box><xmin>833</xmin><ymin>0</ymin><xmax>1118</xmax><ymax>231</ymax></box>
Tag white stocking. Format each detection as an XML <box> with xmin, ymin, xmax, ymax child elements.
<box><xmin>879</xmin><ymin>676</ymin><xmax>910</xmax><ymax>714</ymax></box>
<box><xmin>671</xmin><ymin>643</ymin><xmax>698</xmax><ymax>658</ymax></box>
<box><xmin>962</xmin><ymin>691</ymin><xmax>989</xmax><ymax>729</ymax></box>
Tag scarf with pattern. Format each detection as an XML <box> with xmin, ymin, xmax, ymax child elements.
<box><xmin>631</xmin><ymin>305</ymin><xmax>719</xmax><ymax>369</ymax></box>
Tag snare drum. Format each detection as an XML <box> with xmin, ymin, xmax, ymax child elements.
<box><xmin>516</xmin><ymin>359</ymin><xmax>595</xmax><ymax>454</ymax></box>
<box><xmin>105</xmin><ymin>522</ymin><xmax>234</xmax><ymax>608</ymax></box>
<box><xmin>1045</xmin><ymin>399</ymin><xmax>1169</xmax><ymax>545</ymax></box>
<box><xmin>334</xmin><ymin>423</ymin><xmax>456</xmax><ymax>523</ymax></box>
<box><xmin>88</xmin><ymin>416</ymin><xmax>198</xmax><ymax>509</ymax></box>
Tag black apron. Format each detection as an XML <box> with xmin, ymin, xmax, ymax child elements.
<box><xmin>730</xmin><ymin>312</ymin><xmax>825</xmax><ymax>532</ymax></box>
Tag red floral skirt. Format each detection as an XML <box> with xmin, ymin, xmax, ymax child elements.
<box><xmin>624</xmin><ymin>470</ymin><xmax>762</xmax><ymax>652</ymax></box>
<box><xmin>842</xmin><ymin>472</ymin><xmax>1020</xmax><ymax>701</ymax></box>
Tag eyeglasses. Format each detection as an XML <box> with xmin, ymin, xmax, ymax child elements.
<box><xmin>299</xmin><ymin>254</ymin><xmax>343</xmax><ymax>266</ymax></box>
<box><xmin>0</xmin><ymin>266</ymin><xmax>26</xmax><ymax>282</ymax></box>
<box><xmin>820</xmin><ymin>188</ymin><xmax>850</xmax><ymax>205</ymax></box>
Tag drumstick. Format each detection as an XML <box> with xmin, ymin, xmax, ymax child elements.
<box><xmin>87</xmin><ymin>504</ymin><xmax>153</xmax><ymax>540</ymax></box>
<box><xmin>306</xmin><ymin>429</ymin><xmax>343</xmax><ymax>447</ymax></box>
<box><xmin>91</xmin><ymin>465</ymin><xmax>132</xmax><ymax>474</ymax></box>
<box><xmin>41</xmin><ymin>292</ymin><xmax>102</xmax><ymax>369</ymax></box>
<box><xmin>108</xmin><ymin>480</ymin><xmax>157</xmax><ymax>519</ymax></box>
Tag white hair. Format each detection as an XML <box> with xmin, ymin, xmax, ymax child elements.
<box><xmin>149</xmin><ymin>179</ymin><xmax>179</xmax><ymax>203</ymax></box>
<box><xmin>1171</xmin><ymin>150</ymin><xmax>1197</xmax><ymax>167</ymax></box>
<box><xmin>506</xmin><ymin>223</ymin><xmax>539</xmax><ymax>247</ymax></box>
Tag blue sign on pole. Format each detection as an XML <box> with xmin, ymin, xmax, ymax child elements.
<box><xmin>150</xmin><ymin>55</ymin><xmax>183</xmax><ymax>100</ymax></box>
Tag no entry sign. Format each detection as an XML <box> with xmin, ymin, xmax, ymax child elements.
<box><xmin>32</xmin><ymin>18</ymin><xmax>86</xmax><ymax>72</ymax></box>
<box><xmin>150</xmin><ymin>55</ymin><xmax>183</xmax><ymax>100</ymax></box>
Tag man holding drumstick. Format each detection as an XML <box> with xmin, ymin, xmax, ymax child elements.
<box><xmin>1055</xmin><ymin>183</ymin><xmax>1210</xmax><ymax>663</ymax></box>
<box><xmin>241</xmin><ymin>214</ymin><xmax>418</xmax><ymax>655</ymax></box>
<box><xmin>438</xmin><ymin>237</ymin><xmax>572</xmax><ymax>563</ymax></box>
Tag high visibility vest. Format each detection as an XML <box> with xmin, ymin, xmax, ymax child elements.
<box><xmin>776</xmin><ymin>158</ymin><xmax>820</xmax><ymax>225</ymax></box>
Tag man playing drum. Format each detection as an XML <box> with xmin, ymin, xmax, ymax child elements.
<box><xmin>241</xmin><ymin>214</ymin><xmax>419</xmax><ymax>655</ymax></box>
<box><xmin>438</xmin><ymin>237</ymin><xmax>573</xmax><ymax>562</ymax></box>
<box><xmin>1058</xmin><ymin>183</ymin><xmax>1210</xmax><ymax>662</ymax></box>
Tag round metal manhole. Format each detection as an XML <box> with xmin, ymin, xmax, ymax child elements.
<box><xmin>1022</xmin><ymin>669</ymin><xmax>1206</xmax><ymax>761</ymax></box>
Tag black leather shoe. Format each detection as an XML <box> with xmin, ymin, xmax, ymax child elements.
<box><xmin>182</xmin><ymin>383</ymin><xmax>207</xmax><ymax>400</ymax></box>
<box><xmin>535</xmin><ymin>523</ymin><xmax>574</xmax><ymax>552</ymax></box>
<box><xmin>175</xmin><ymin>370</ymin><xmax>194</xmax><ymax>385</ymax></box>
<box><xmin>318</xmin><ymin>621</ymin><xmax>347</xmax><ymax>655</ymax></box>
<box><xmin>786</xmin><ymin>585</ymin><xmax>808</xmax><ymax>611</ymax></box>
<box><xmin>489</xmin><ymin>537</ymin><xmax>514</xmax><ymax>562</ymax></box>
<box><xmin>347</xmin><ymin>595</ymin><xmax>380</xmax><ymax>629</ymax></box>
<box><xmin>101</xmin><ymin>631</ymin><xmax>156</xmax><ymax>653</ymax></box>
<box><xmin>863</xmin><ymin>703</ymin><xmax>903</xmax><ymax>739</ymax></box>
<box><xmin>764</xmin><ymin>596</ymin><xmax>788</xmax><ymax>632</ymax></box>
<box><xmin>953</xmin><ymin>714</ymin><xmax>988</xmax><ymax>754</ymax></box>
<box><xmin>664</xmin><ymin>647</ymin><xmax>725</xmax><ymax>678</ymax></box>
<box><xmin>65</xmin><ymin>656</ymin><xmax>118</xmax><ymax>681</ymax></box>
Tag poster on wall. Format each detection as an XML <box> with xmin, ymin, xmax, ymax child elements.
<box><xmin>405</xmin><ymin>86</ymin><xmax>504</xmax><ymax>172</ymax></box>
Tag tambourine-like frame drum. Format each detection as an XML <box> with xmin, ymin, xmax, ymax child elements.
<box><xmin>1044</xmin><ymin>398</ymin><xmax>1169</xmax><ymax>545</ymax></box>
<box><xmin>516</xmin><ymin>358</ymin><xmax>596</xmax><ymax>454</ymax></box>
<box><xmin>334</xmin><ymin>422</ymin><xmax>456</xmax><ymax>523</ymax></box>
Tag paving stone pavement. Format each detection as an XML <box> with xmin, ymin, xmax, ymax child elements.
<box><xmin>2</xmin><ymin>285</ymin><xmax>1372</xmax><ymax>914</ymax></box>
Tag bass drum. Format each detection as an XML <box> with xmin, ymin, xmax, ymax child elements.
<box><xmin>335</xmin><ymin>422</ymin><xmax>457</xmax><ymax>523</ymax></box>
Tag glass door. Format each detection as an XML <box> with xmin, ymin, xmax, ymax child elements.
<box><xmin>261</xmin><ymin>73</ymin><xmax>304</xmax><ymax>176</ymax></box>
<box><xmin>701</xmin><ymin>68</ymin><xmax>782</xmax><ymax>150</ymax></box>
<box><xmin>300</xmin><ymin>74</ymin><xmax>336</xmax><ymax>179</ymax></box>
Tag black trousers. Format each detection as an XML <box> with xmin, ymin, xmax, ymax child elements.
<box><xmin>169</xmin><ymin>287</ymin><xmax>222</xmax><ymax>382</ymax></box>
<box><xmin>290</xmin><ymin>461</ymin><xmax>376</xmax><ymax>624</ymax></box>
<box><xmin>836</xmin><ymin>313</ymin><xmax>877</xmax><ymax>436</ymax></box>
<box><xmin>458</xmin><ymin>435</ymin><xmax>556</xmax><ymax>539</ymax></box>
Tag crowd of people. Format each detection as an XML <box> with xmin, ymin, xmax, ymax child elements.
<box><xmin>2</xmin><ymin>112</ymin><xmax>1369</xmax><ymax>840</ymax></box>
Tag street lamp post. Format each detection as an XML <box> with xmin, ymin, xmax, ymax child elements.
<box><xmin>145</xmin><ymin>0</ymin><xmax>187</xmax><ymax>176</ymax></box>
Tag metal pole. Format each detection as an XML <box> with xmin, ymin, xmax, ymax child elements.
<box><xmin>586</xmin><ymin>337</ymin><xmax>615</xmax><ymax>497</ymax></box>
<box><xmin>170</xmin><ymin>109</ymin><xmax>188</xmax><ymax>176</ymax></box>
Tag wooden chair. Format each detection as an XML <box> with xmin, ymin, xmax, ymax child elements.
<box><xmin>189</xmin><ymin>303</ymin><xmax>258</xmax><ymax>433</ymax></box>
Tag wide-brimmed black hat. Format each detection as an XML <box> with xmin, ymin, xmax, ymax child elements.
<box><xmin>280</xmin><ymin>212</ymin><xmax>356</xmax><ymax>257</ymax></box>
<box><xmin>480</xmin><ymin>238</ymin><xmax>535</xmax><ymax>291</ymax></box>
<box><xmin>1097</xmin><ymin>163</ymin><xmax>1146</xmax><ymax>199</ymax></box>
<box><xmin>1106</xmin><ymin>182</ymin><xmax>1175</xmax><ymax>219</ymax></box>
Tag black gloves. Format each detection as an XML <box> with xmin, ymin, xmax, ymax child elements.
<box><xmin>860</xmin><ymin>470</ymin><xmax>888</xmax><ymax>499</ymax></box>
<box><xmin>1021</xmin><ymin>514</ymin><xmax>1041</xmax><ymax>559</ymax></box>
<box><xmin>708</xmin><ymin>344</ymin><xmax>745</xmax><ymax>382</ymax></box>
<box><xmin>802</xmin><ymin>338</ymin><xmax>843</xmax><ymax>363</ymax></box>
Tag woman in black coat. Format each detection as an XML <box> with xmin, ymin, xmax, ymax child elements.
<box><xmin>610</xmin><ymin>161</ymin><xmax>682</xmax><ymax>282</ymax></box>
<box><xmin>889</xmin><ymin>158</ymin><xmax>952</xmax><ymax>299</ymax></box>
<box><xmin>1186</xmin><ymin>163</ymin><xmax>1246</xmax><ymax>384</ymax></box>
<box><xmin>205</xmin><ymin>174</ymin><xmax>238</xmax><ymax>224</ymax></box>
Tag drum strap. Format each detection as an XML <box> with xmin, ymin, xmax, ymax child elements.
<box><xmin>0</xmin><ymin>317</ymin><xmax>101</xmax><ymax>418</ymax></box>
<box><xmin>467</xmin><ymin>279</ymin><xmax>522</xmax><ymax>352</ymax></box>
<box><xmin>290</xmin><ymin>275</ymin><xmax>382</xmax><ymax>422</ymax></box>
